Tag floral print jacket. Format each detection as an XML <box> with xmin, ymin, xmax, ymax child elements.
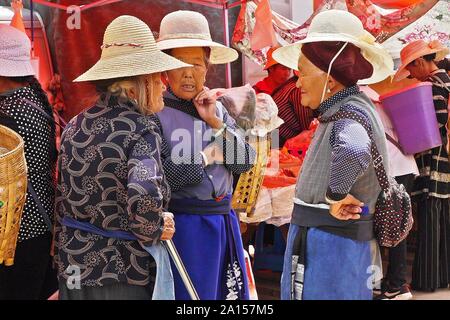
<box><xmin>54</xmin><ymin>94</ymin><xmax>169</xmax><ymax>288</ymax></box>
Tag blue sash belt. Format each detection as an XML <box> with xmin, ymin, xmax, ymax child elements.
<box><xmin>61</xmin><ymin>216</ymin><xmax>137</xmax><ymax>241</ymax></box>
<box><xmin>169</xmin><ymin>194</ymin><xmax>231</xmax><ymax>215</ymax></box>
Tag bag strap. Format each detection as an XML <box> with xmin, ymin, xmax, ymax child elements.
<box><xmin>27</xmin><ymin>182</ymin><xmax>53</xmax><ymax>231</ymax></box>
<box><xmin>319</xmin><ymin>109</ymin><xmax>390</xmax><ymax>193</ymax></box>
<box><xmin>385</xmin><ymin>133</ymin><xmax>404</xmax><ymax>154</ymax></box>
<box><xmin>16</xmin><ymin>99</ymin><xmax>57</xmax><ymax>232</ymax></box>
<box><xmin>18</xmin><ymin>98</ymin><xmax>66</xmax><ymax>129</ymax></box>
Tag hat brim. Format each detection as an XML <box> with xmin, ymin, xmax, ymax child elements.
<box><xmin>263</xmin><ymin>60</ymin><xmax>279</xmax><ymax>70</ymax></box>
<box><xmin>393</xmin><ymin>47</ymin><xmax>450</xmax><ymax>81</ymax></box>
<box><xmin>273</xmin><ymin>33</ymin><xmax>394</xmax><ymax>85</ymax></box>
<box><xmin>0</xmin><ymin>58</ymin><xmax>35</xmax><ymax>77</ymax></box>
<box><xmin>157</xmin><ymin>38</ymin><xmax>238</xmax><ymax>64</ymax></box>
<box><xmin>74</xmin><ymin>50</ymin><xmax>191</xmax><ymax>82</ymax></box>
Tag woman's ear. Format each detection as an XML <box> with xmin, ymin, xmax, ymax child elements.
<box><xmin>328</xmin><ymin>76</ymin><xmax>337</xmax><ymax>91</ymax></box>
<box><xmin>161</xmin><ymin>72</ymin><xmax>169</xmax><ymax>86</ymax></box>
<box><xmin>128</xmin><ymin>87</ymin><xmax>136</xmax><ymax>100</ymax></box>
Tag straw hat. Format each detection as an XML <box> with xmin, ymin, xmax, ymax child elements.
<box><xmin>0</xmin><ymin>25</ymin><xmax>35</xmax><ymax>77</ymax></box>
<box><xmin>263</xmin><ymin>46</ymin><xmax>281</xmax><ymax>70</ymax></box>
<box><xmin>394</xmin><ymin>40</ymin><xmax>450</xmax><ymax>81</ymax></box>
<box><xmin>157</xmin><ymin>10</ymin><xmax>238</xmax><ymax>64</ymax></box>
<box><xmin>74</xmin><ymin>15</ymin><xmax>191</xmax><ymax>82</ymax></box>
<box><xmin>272</xmin><ymin>10</ymin><xmax>394</xmax><ymax>85</ymax></box>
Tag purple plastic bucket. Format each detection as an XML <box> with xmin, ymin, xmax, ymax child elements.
<box><xmin>380</xmin><ymin>82</ymin><xmax>442</xmax><ymax>155</ymax></box>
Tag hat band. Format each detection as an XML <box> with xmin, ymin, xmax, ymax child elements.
<box><xmin>158</xmin><ymin>33</ymin><xmax>212</xmax><ymax>42</ymax></box>
<box><xmin>101</xmin><ymin>42</ymin><xmax>144</xmax><ymax>50</ymax></box>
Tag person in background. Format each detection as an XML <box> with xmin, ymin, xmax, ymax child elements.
<box><xmin>0</xmin><ymin>24</ymin><xmax>58</xmax><ymax>300</ymax></box>
<box><xmin>272</xmin><ymin>72</ymin><xmax>314</xmax><ymax>147</ymax></box>
<box><xmin>361</xmin><ymin>84</ymin><xmax>418</xmax><ymax>300</ymax></box>
<box><xmin>395</xmin><ymin>40</ymin><xmax>450</xmax><ymax>293</ymax></box>
<box><xmin>253</xmin><ymin>46</ymin><xmax>292</xmax><ymax>95</ymax></box>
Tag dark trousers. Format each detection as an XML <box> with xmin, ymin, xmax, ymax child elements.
<box><xmin>412</xmin><ymin>195</ymin><xmax>450</xmax><ymax>291</ymax></box>
<box><xmin>0</xmin><ymin>232</ymin><xmax>57</xmax><ymax>300</ymax></box>
<box><xmin>382</xmin><ymin>174</ymin><xmax>415</xmax><ymax>289</ymax></box>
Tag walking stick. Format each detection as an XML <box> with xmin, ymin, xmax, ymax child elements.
<box><xmin>163</xmin><ymin>239</ymin><xmax>200</xmax><ymax>300</ymax></box>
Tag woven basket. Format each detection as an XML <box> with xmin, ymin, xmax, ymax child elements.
<box><xmin>232</xmin><ymin>134</ymin><xmax>271</xmax><ymax>217</ymax></box>
<box><xmin>0</xmin><ymin>125</ymin><xmax>27</xmax><ymax>266</ymax></box>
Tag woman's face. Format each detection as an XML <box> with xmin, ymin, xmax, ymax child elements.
<box><xmin>166</xmin><ymin>47</ymin><xmax>208</xmax><ymax>100</ymax></box>
<box><xmin>296</xmin><ymin>54</ymin><xmax>328</xmax><ymax>109</ymax></box>
<box><xmin>146</xmin><ymin>72</ymin><xmax>166</xmax><ymax>113</ymax></box>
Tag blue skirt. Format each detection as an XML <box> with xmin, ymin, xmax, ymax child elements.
<box><xmin>171</xmin><ymin>210</ymin><xmax>249</xmax><ymax>300</ymax></box>
<box><xmin>281</xmin><ymin>225</ymin><xmax>372</xmax><ymax>300</ymax></box>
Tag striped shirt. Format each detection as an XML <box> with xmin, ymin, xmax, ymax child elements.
<box><xmin>413</xmin><ymin>69</ymin><xmax>450</xmax><ymax>198</ymax></box>
<box><xmin>271</xmin><ymin>76</ymin><xmax>314</xmax><ymax>146</ymax></box>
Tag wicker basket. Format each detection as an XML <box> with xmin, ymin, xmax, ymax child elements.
<box><xmin>0</xmin><ymin>125</ymin><xmax>27</xmax><ymax>266</ymax></box>
<box><xmin>232</xmin><ymin>134</ymin><xmax>271</xmax><ymax>217</ymax></box>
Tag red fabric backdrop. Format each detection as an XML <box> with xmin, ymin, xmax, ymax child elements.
<box><xmin>51</xmin><ymin>0</ymin><xmax>233</xmax><ymax>120</ymax></box>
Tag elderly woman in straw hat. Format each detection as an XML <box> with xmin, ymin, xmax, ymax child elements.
<box><xmin>0</xmin><ymin>24</ymin><xmax>58</xmax><ymax>299</ymax></box>
<box><xmin>154</xmin><ymin>10</ymin><xmax>255</xmax><ymax>300</ymax></box>
<box><xmin>394</xmin><ymin>40</ymin><xmax>450</xmax><ymax>292</ymax></box>
<box><xmin>273</xmin><ymin>10</ymin><xmax>394</xmax><ymax>300</ymax></box>
<box><xmin>53</xmin><ymin>15</ymin><xmax>190</xmax><ymax>300</ymax></box>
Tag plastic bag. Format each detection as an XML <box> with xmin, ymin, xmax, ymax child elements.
<box><xmin>210</xmin><ymin>84</ymin><xmax>256</xmax><ymax>130</ymax></box>
<box><xmin>251</xmin><ymin>93</ymin><xmax>284</xmax><ymax>136</ymax></box>
<box><xmin>282</xmin><ymin>118</ymin><xmax>318</xmax><ymax>160</ymax></box>
<box><xmin>262</xmin><ymin>149</ymin><xmax>302</xmax><ymax>188</ymax></box>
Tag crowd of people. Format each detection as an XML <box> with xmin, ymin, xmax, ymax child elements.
<box><xmin>0</xmin><ymin>7</ymin><xmax>449</xmax><ymax>300</ymax></box>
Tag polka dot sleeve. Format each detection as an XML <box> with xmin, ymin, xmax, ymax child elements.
<box><xmin>327</xmin><ymin>116</ymin><xmax>371</xmax><ymax>201</ymax></box>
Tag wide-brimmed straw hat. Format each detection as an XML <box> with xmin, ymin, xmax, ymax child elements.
<box><xmin>157</xmin><ymin>10</ymin><xmax>238</xmax><ymax>64</ymax></box>
<box><xmin>0</xmin><ymin>25</ymin><xmax>35</xmax><ymax>77</ymax></box>
<box><xmin>394</xmin><ymin>40</ymin><xmax>450</xmax><ymax>81</ymax></box>
<box><xmin>272</xmin><ymin>10</ymin><xmax>394</xmax><ymax>85</ymax></box>
<box><xmin>74</xmin><ymin>15</ymin><xmax>191</xmax><ymax>82</ymax></box>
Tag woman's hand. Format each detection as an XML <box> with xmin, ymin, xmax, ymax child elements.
<box><xmin>193</xmin><ymin>89</ymin><xmax>223</xmax><ymax>129</ymax></box>
<box><xmin>329</xmin><ymin>194</ymin><xmax>363</xmax><ymax>221</ymax></box>
<box><xmin>160</xmin><ymin>212</ymin><xmax>175</xmax><ymax>241</ymax></box>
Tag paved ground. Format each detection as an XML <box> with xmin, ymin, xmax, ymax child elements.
<box><xmin>253</xmin><ymin>270</ymin><xmax>450</xmax><ymax>300</ymax></box>
<box><xmin>248</xmin><ymin>226</ymin><xmax>450</xmax><ymax>300</ymax></box>
<box><xmin>412</xmin><ymin>289</ymin><xmax>450</xmax><ymax>300</ymax></box>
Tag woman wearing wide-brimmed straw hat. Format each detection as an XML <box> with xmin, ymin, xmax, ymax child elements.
<box><xmin>0</xmin><ymin>24</ymin><xmax>58</xmax><ymax>300</ymax></box>
<box><xmin>394</xmin><ymin>40</ymin><xmax>450</xmax><ymax>293</ymax></box>
<box><xmin>273</xmin><ymin>9</ymin><xmax>394</xmax><ymax>300</ymax></box>
<box><xmin>53</xmin><ymin>15</ymin><xmax>190</xmax><ymax>300</ymax></box>
<box><xmin>155</xmin><ymin>10</ymin><xmax>255</xmax><ymax>300</ymax></box>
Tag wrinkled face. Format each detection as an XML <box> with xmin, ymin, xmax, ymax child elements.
<box><xmin>268</xmin><ymin>64</ymin><xmax>292</xmax><ymax>86</ymax></box>
<box><xmin>405</xmin><ymin>58</ymin><xmax>428</xmax><ymax>81</ymax></box>
<box><xmin>296</xmin><ymin>54</ymin><xmax>328</xmax><ymax>109</ymax></box>
<box><xmin>147</xmin><ymin>72</ymin><xmax>165</xmax><ymax>113</ymax></box>
<box><xmin>166</xmin><ymin>47</ymin><xmax>208</xmax><ymax>100</ymax></box>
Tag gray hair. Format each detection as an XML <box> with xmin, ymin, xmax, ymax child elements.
<box><xmin>106</xmin><ymin>75</ymin><xmax>157</xmax><ymax>115</ymax></box>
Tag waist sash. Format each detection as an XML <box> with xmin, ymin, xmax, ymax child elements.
<box><xmin>169</xmin><ymin>195</ymin><xmax>231</xmax><ymax>215</ymax></box>
<box><xmin>61</xmin><ymin>216</ymin><xmax>137</xmax><ymax>241</ymax></box>
<box><xmin>291</xmin><ymin>202</ymin><xmax>374</xmax><ymax>241</ymax></box>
